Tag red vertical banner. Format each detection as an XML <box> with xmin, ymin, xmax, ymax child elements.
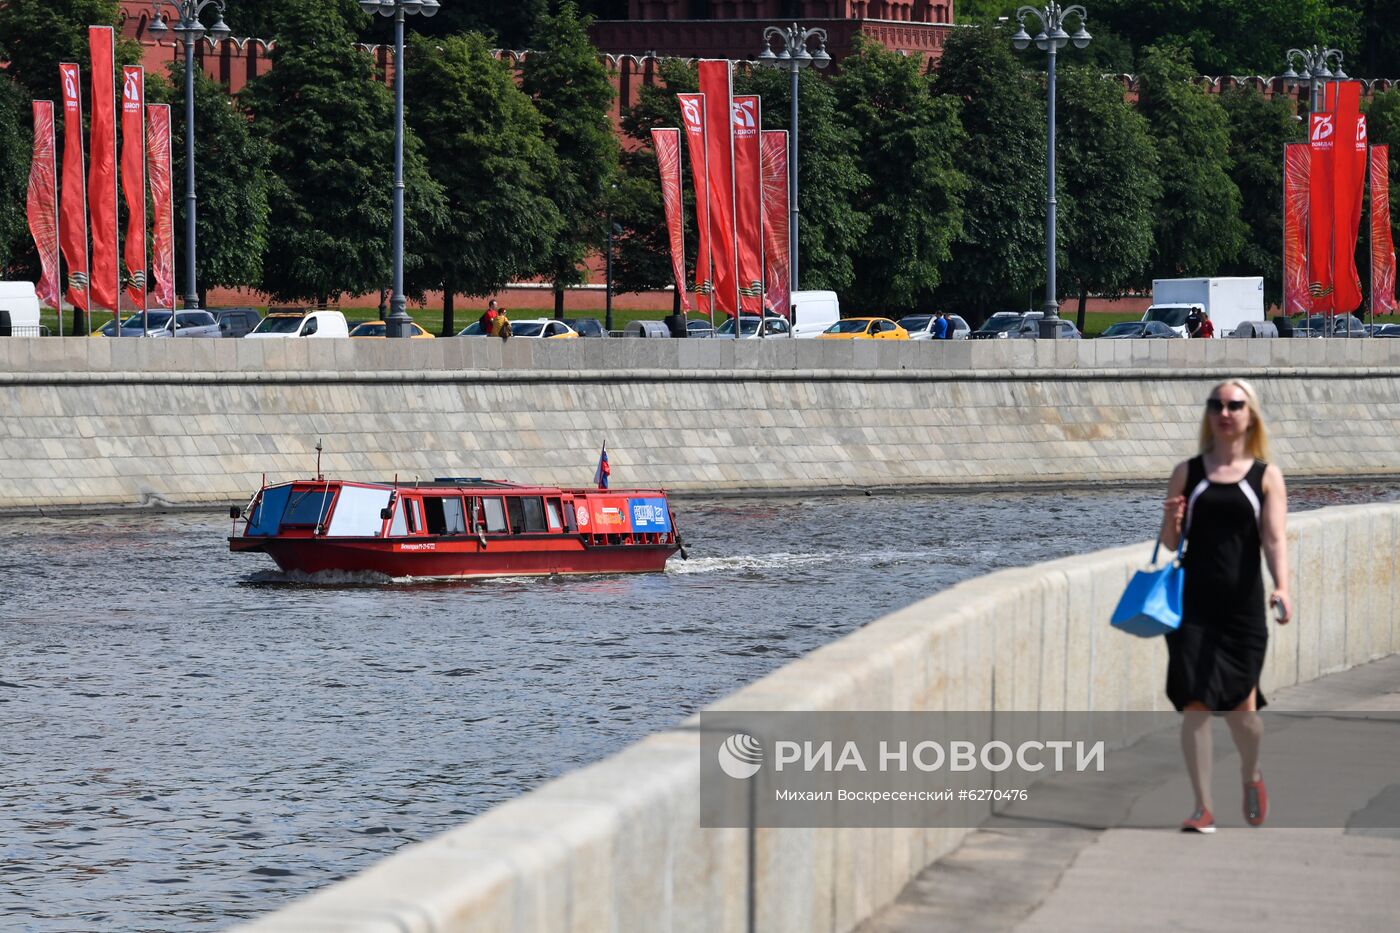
<box><xmin>1308</xmin><ymin>110</ymin><xmax>1336</xmax><ymax>310</ymax></box>
<box><xmin>88</xmin><ymin>26</ymin><xmax>119</xmax><ymax>313</ymax></box>
<box><xmin>1283</xmin><ymin>143</ymin><xmax>1310</xmax><ymax>315</ymax></box>
<box><xmin>58</xmin><ymin>63</ymin><xmax>90</xmax><ymax>316</ymax></box>
<box><xmin>732</xmin><ymin>94</ymin><xmax>763</xmax><ymax>314</ymax></box>
<box><xmin>1332</xmin><ymin>82</ymin><xmax>1365</xmax><ymax>314</ymax></box>
<box><xmin>677</xmin><ymin>93</ymin><xmax>711</xmax><ymax>315</ymax></box>
<box><xmin>649</xmin><ymin>128</ymin><xmax>689</xmax><ymax>312</ymax></box>
<box><xmin>761</xmin><ymin>129</ymin><xmax>789</xmax><ymax>318</ymax></box>
<box><xmin>146</xmin><ymin>104</ymin><xmax>176</xmax><ymax>310</ymax></box>
<box><xmin>1372</xmin><ymin>145</ymin><xmax>1397</xmax><ymax>315</ymax></box>
<box><xmin>698</xmin><ymin>60</ymin><xmax>738</xmax><ymax>317</ymax></box>
<box><xmin>27</xmin><ymin>101</ymin><xmax>61</xmax><ymax>311</ymax></box>
<box><xmin>121</xmin><ymin>66</ymin><xmax>147</xmax><ymax>309</ymax></box>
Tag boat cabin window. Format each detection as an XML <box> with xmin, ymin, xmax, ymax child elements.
<box><xmin>392</xmin><ymin>498</ymin><xmax>420</xmax><ymax>534</ymax></box>
<box><xmin>282</xmin><ymin>486</ymin><xmax>336</xmax><ymax>527</ymax></box>
<box><xmin>520</xmin><ymin>496</ymin><xmax>548</xmax><ymax>533</ymax></box>
<box><xmin>545</xmin><ymin>498</ymin><xmax>563</xmax><ymax>531</ymax></box>
<box><xmin>423</xmin><ymin>495</ymin><xmax>467</xmax><ymax>535</ymax></box>
<box><xmin>506</xmin><ymin>497</ymin><xmax>526</xmax><ymax>534</ymax></box>
<box><xmin>481</xmin><ymin>496</ymin><xmax>508</xmax><ymax>533</ymax></box>
<box><xmin>389</xmin><ymin>498</ymin><xmax>409</xmax><ymax>536</ymax></box>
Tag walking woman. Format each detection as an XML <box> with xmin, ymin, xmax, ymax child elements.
<box><xmin>1159</xmin><ymin>379</ymin><xmax>1291</xmax><ymax>833</ymax></box>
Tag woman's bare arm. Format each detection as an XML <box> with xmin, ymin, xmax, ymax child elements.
<box><xmin>1260</xmin><ymin>463</ymin><xmax>1291</xmax><ymax>623</ymax></box>
<box><xmin>1160</xmin><ymin>461</ymin><xmax>1188</xmax><ymax>551</ymax></box>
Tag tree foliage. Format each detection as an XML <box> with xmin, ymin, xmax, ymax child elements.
<box><xmin>241</xmin><ymin>0</ymin><xmax>444</xmax><ymax>305</ymax></box>
<box><xmin>1219</xmin><ymin>87</ymin><xmax>1304</xmax><ymax>307</ymax></box>
<box><xmin>521</xmin><ymin>2</ymin><xmax>619</xmax><ymax>314</ymax></box>
<box><xmin>1056</xmin><ymin>66</ymin><xmax>1161</xmax><ymax>327</ymax></box>
<box><xmin>147</xmin><ymin>67</ymin><xmax>271</xmax><ymax>306</ymax></box>
<box><xmin>0</xmin><ymin>80</ymin><xmax>33</xmax><ymax>278</ymax></box>
<box><xmin>1136</xmin><ymin>44</ymin><xmax>1245</xmax><ymax>278</ymax></box>
<box><xmin>932</xmin><ymin>24</ymin><xmax>1047</xmax><ymax>318</ymax></box>
<box><xmin>835</xmin><ymin>38</ymin><xmax>966</xmax><ymax>312</ymax></box>
<box><xmin>0</xmin><ymin>0</ymin><xmax>140</xmax><ymax>105</ymax></box>
<box><xmin>404</xmin><ymin>32</ymin><xmax>561</xmax><ymax>334</ymax></box>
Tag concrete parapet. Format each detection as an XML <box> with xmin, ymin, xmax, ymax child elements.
<box><xmin>234</xmin><ymin>502</ymin><xmax>1400</xmax><ymax>933</ymax></box>
<box><xmin>5</xmin><ymin>337</ymin><xmax>1400</xmax><ymax>511</ymax></box>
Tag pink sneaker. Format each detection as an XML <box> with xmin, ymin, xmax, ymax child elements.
<box><xmin>1244</xmin><ymin>777</ymin><xmax>1268</xmax><ymax>827</ymax></box>
<box><xmin>1181</xmin><ymin>806</ymin><xmax>1216</xmax><ymax>833</ymax></box>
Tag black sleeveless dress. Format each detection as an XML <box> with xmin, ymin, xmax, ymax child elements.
<box><xmin>1165</xmin><ymin>456</ymin><xmax>1269</xmax><ymax>712</ymax></box>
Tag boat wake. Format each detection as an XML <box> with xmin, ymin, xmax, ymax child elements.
<box><xmin>243</xmin><ymin>568</ymin><xmax>398</xmax><ymax>587</ymax></box>
<box><xmin>667</xmin><ymin>552</ymin><xmax>832</xmax><ymax>575</ymax></box>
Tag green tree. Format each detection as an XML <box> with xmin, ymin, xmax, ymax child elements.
<box><xmin>1056</xmin><ymin>66</ymin><xmax>1161</xmax><ymax>329</ymax></box>
<box><xmin>0</xmin><ymin>80</ymin><xmax>33</xmax><ymax>278</ymax></box>
<box><xmin>522</xmin><ymin>2</ymin><xmax>619</xmax><ymax>317</ymax></box>
<box><xmin>835</xmin><ymin>38</ymin><xmax>966</xmax><ymax>312</ymax></box>
<box><xmin>932</xmin><ymin>24</ymin><xmax>1047</xmax><ymax>320</ymax></box>
<box><xmin>1219</xmin><ymin>87</ymin><xmax>1304</xmax><ymax>307</ymax></box>
<box><xmin>1136</xmin><ymin>44</ymin><xmax>1245</xmax><ymax>278</ymax></box>
<box><xmin>1093</xmin><ymin>0</ymin><xmax>1359</xmax><ymax>74</ymax></box>
<box><xmin>241</xmin><ymin>0</ymin><xmax>444</xmax><ymax>305</ymax></box>
<box><xmin>405</xmin><ymin>33</ymin><xmax>561</xmax><ymax>335</ymax></box>
<box><xmin>147</xmin><ymin>68</ymin><xmax>271</xmax><ymax>307</ymax></box>
<box><xmin>0</xmin><ymin>0</ymin><xmax>140</xmax><ymax>105</ymax></box>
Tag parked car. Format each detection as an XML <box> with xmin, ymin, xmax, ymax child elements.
<box><xmin>715</xmin><ymin>314</ymin><xmax>792</xmax><ymax>338</ymax></box>
<box><xmin>1296</xmin><ymin>314</ymin><xmax>1367</xmax><ymax>337</ymax></box>
<box><xmin>562</xmin><ymin>317</ymin><xmax>607</xmax><ymax>338</ymax></box>
<box><xmin>1368</xmin><ymin>323</ymin><xmax>1400</xmax><ymax>337</ymax></box>
<box><xmin>816</xmin><ymin>317</ymin><xmax>908</xmax><ymax>340</ymax></box>
<box><xmin>213</xmin><ymin>307</ymin><xmax>262</xmax><ymax>338</ymax></box>
<box><xmin>510</xmin><ymin>318</ymin><xmax>579</xmax><ymax>338</ymax></box>
<box><xmin>1099</xmin><ymin>321</ymin><xmax>1178</xmax><ymax>339</ymax></box>
<box><xmin>1011</xmin><ymin>317</ymin><xmax>1081</xmax><ymax>339</ymax></box>
<box><xmin>245</xmin><ymin>309</ymin><xmax>349</xmax><ymax>338</ymax></box>
<box><xmin>898</xmin><ymin>314</ymin><xmax>971</xmax><ymax>340</ymax></box>
<box><xmin>685</xmin><ymin>319</ymin><xmax>715</xmax><ymax>338</ymax></box>
<box><xmin>348</xmin><ymin>320</ymin><xmax>435</xmax><ymax>338</ymax></box>
<box><xmin>790</xmin><ymin>290</ymin><xmax>841</xmax><ymax>338</ymax></box>
<box><xmin>970</xmin><ymin>312</ymin><xmax>1032</xmax><ymax>339</ymax></box>
<box><xmin>92</xmin><ymin>310</ymin><xmax>221</xmax><ymax>338</ymax></box>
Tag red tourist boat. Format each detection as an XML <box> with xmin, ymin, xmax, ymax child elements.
<box><xmin>228</xmin><ymin>473</ymin><xmax>682</xmax><ymax>579</ymax></box>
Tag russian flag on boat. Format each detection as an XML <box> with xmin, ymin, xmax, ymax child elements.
<box><xmin>595</xmin><ymin>443</ymin><xmax>610</xmax><ymax>490</ymax></box>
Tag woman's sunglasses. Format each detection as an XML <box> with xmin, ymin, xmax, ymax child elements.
<box><xmin>1206</xmin><ymin>398</ymin><xmax>1248</xmax><ymax>413</ymax></box>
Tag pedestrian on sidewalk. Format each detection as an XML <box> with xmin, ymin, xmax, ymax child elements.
<box><xmin>1158</xmin><ymin>378</ymin><xmax>1291</xmax><ymax>834</ymax></box>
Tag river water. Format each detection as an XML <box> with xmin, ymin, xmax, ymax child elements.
<box><xmin>2</xmin><ymin>481</ymin><xmax>1396</xmax><ymax>931</ymax></box>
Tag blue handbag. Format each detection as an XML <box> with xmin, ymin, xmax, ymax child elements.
<box><xmin>1111</xmin><ymin>539</ymin><xmax>1185</xmax><ymax>637</ymax></box>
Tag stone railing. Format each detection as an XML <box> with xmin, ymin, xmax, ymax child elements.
<box><xmin>236</xmin><ymin>501</ymin><xmax>1400</xmax><ymax>931</ymax></box>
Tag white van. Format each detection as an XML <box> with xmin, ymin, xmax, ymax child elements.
<box><xmin>245</xmin><ymin>309</ymin><xmax>349</xmax><ymax>338</ymax></box>
<box><xmin>790</xmin><ymin>290</ymin><xmax>840</xmax><ymax>339</ymax></box>
<box><xmin>0</xmin><ymin>282</ymin><xmax>42</xmax><ymax>337</ymax></box>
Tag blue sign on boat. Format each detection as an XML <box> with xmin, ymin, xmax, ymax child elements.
<box><xmin>629</xmin><ymin>497</ymin><xmax>672</xmax><ymax>532</ymax></box>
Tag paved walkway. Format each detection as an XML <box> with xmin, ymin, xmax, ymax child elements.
<box><xmin>859</xmin><ymin>656</ymin><xmax>1400</xmax><ymax>933</ymax></box>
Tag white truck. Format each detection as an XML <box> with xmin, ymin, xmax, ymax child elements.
<box><xmin>0</xmin><ymin>282</ymin><xmax>42</xmax><ymax>336</ymax></box>
<box><xmin>790</xmin><ymin>290</ymin><xmax>841</xmax><ymax>338</ymax></box>
<box><xmin>1141</xmin><ymin>277</ymin><xmax>1264</xmax><ymax>338</ymax></box>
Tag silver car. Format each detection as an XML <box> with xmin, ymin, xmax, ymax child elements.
<box><xmin>93</xmin><ymin>310</ymin><xmax>221</xmax><ymax>338</ymax></box>
<box><xmin>898</xmin><ymin>314</ymin><xmax>971</xmax><ymax>340</ymax></box>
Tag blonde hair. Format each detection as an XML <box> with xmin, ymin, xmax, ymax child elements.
<box><xmin>1198</xmin><ymin>378</ymin><xmax>1270</xmax><ymax>461</ymax></box>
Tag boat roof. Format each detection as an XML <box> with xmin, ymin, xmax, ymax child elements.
<box><xmin>269</xmin><ymin>477</ymin><xmax>666</xmax><ymax>495</ymax></box>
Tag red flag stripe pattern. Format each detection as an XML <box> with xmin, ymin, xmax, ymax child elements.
<box><xmin>1372</xmin><ymin>145</ymin><xmax>1397</xmax><ymax>315</ymax></box>
<box><xmin>27</xmin><ymin>101</ymin><xmax>61</xmax><ymax>311</ymax></box>
<box><xmin>1332</xmin><ymin>82</ymin><xmax>1365</xmax><ymax>314</ymax></box>
<box><xmin>677</xmin><ymin>94</ymin><xmax>711</xmax><ymax>314</ymax></box>
<box><xmin>58</xmin><ymin>63</ymin><xmax>90</xmax><ymax>314</ymax></box>
<box><xmin>1283</xmin><ymin>143</ymin><xmax>1310</xmax><ymax>315</ymax></box>
<box><xmin>146</xmin><ymin>104</ymin><xmax>176</xmax><ymax>310</ymax></box>
<box><xmin>1308</xmin><ymin>108</ymin><xmax>1336</xmax><ymax>309</ymax></box>
<box><xmin>698</xmin><ymin>60</ymin><xmax>739</xmax><ymax>317</ymax></box>
<box><xmin>88</xmin><ymin>26</ymin><xmax>119</xmax><ymax>313</ymax></box>
<box><xmin>732</xmin><ymin>94</ymin><xmax>763</xmax><ymax>313</ymax></box>
<box><xmin>120</xmin><ymin>66</ymin><xmax>147</xmax><ymax>309</ymax></box>
<box><xmin>650</xmin><ymin>128</ymin><xmax>689</xmax><ymax>312</ymax></box>
<box><xmin>761</xmin><ymin>130</ymin><xmax>790</xmax><ymax>318</ymax></box>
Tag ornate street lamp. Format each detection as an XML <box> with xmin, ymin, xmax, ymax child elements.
<box><xmin>148</xmin><ymin>0</ymin><xmax>231</xmax><ymax>310</ymax></box>
<box><xmin>756</xmin><ymin>23</ymin><xmax>830</xmax><ymax>328</ymax></box>
<box><xmin>1282</xmin><ymin>46</ymin><xmax>1347</xmax><ymax>113</ymax></box>
<box><xmin>357</xmin><ymin>0</ymin><xmax>440</xmax><ymax>337</ymax></box>
<box><xmin>1010</xmin><ymin>4</ymin><xmax>1091</xmax><ymax>338</ymax></box>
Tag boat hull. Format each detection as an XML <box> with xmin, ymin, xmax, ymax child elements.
<box><xmin>231</xmin><ymin>535</ymin><xmax>677</xmax><ymax>578</ymax></box>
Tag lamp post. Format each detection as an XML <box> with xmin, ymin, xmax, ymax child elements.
<box><xmin>148</xmin><ymin>0</ymin><xmax>231</xmax><ymax>311</ymax></box>
<box><xmin>1010</xmin><ymin>4</ymin><xmax>1091</xmax><ymax>339</ymax></box>
<box><xmin>358</xmin><ymin>0</ymin><xmax>439</xmax><ymax>337</ymax></box>
<box><xmin>756</xmin><ymin>23</ymin><xmax>830</xmax><ymax>328</ymax></box>
<box><xmin>1282</xmin><ymin>46</ymin><xmax>1346</xmax><ymax>113</ymax></box>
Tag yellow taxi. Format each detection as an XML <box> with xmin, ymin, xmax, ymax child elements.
<box><xmin>347</xmin><ymin>321</ymin><xmax>435</xmax><ymax>338</ymax></box>
<box><xmin>815</xmin><ymin>317</ymin><xmax>909</xmax><ymax>340</ymax></box>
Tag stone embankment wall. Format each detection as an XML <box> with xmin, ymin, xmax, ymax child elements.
<box><xmin>2</xmin><ymin>337</ymin><xmax>1399</xmax><ymax>512</ymax></box>
<box><xmin>234</xmin><ymin>502</ymin><xmax>1400</xmax><ymax>932</ymax></box>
